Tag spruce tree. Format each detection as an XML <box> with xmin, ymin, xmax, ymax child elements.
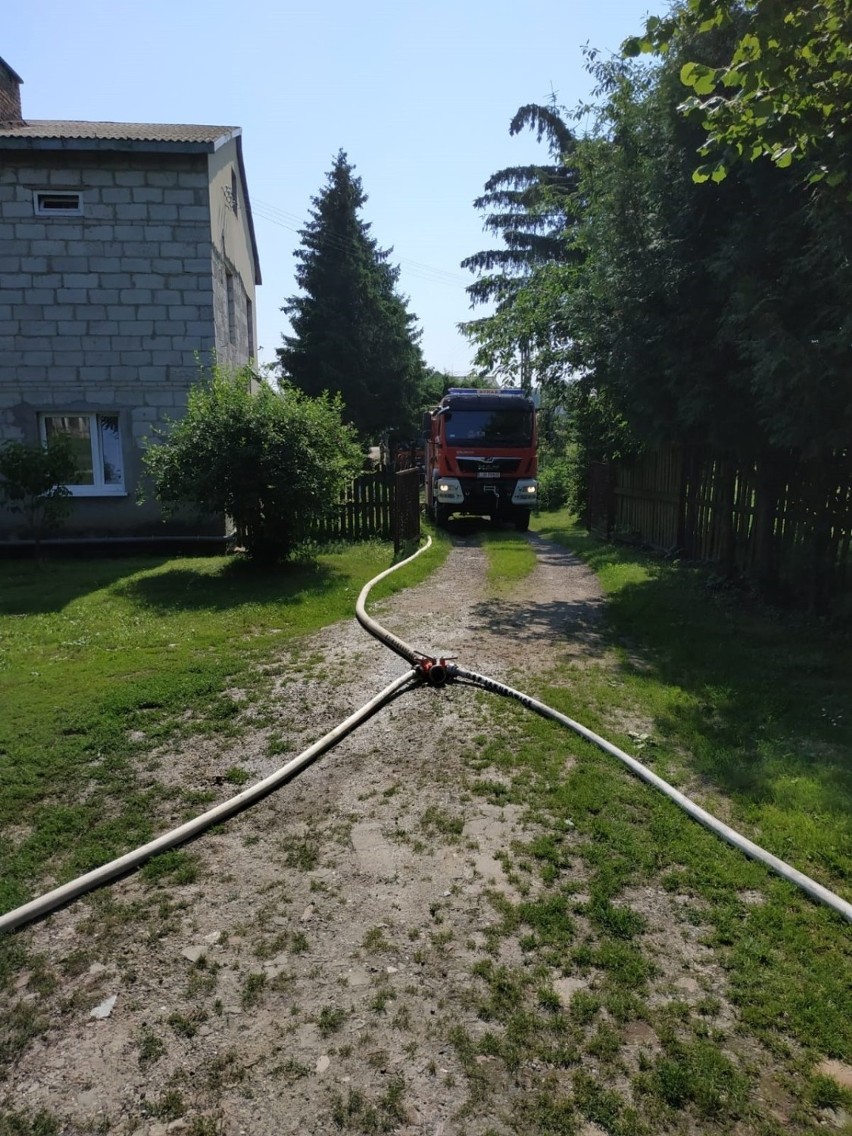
<box><xmin>278</xmin><ymin>151</ymin><xmax>424</xmax><ymax>440</ymax></box>
<box><xmin>460</xmin><ymin>104</ymin><xmax>579</xmax><ymax>387</ymax></box>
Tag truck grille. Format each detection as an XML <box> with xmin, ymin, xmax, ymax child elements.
<box><xmin>456</xmin><ymin>457</ymin><xmax>520</xmax><ymax>474</ymax></box>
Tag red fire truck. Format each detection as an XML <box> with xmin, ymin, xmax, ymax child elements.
<box><xmin>423</xmin><ymin>387</ymin><xmax>538</xmax><ymax>531</ymax></box>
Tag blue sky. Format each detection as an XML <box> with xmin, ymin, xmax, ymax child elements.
<box><xmin>5</xmin><ymin>0</ymin><xmax>655</xmax><ymax>376</ymax></box>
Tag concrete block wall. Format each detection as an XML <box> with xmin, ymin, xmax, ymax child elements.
<box><xmin>0</xmin><ymin>150</ymin><xmax>225</xmax><ymax>539</ymax></box>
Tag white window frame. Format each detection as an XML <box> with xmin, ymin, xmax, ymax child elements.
<box><xmin>33</xmin><ymin>190</ymin><xmax>83</xmax><ymax>216</ymax></box>
<box><xmin>38</xmin><ymin>412</ymin><xmax>126</xmax><ymax>497</ymax></box>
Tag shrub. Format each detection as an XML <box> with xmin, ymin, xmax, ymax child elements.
<box><xmin>142</xmin><ymin>364</ymin><xmax>361</xmax><ymax>561</ymax></box>
<box><xmin>537</xmin><ymin>453</ymin><xmax>575</xmax><ymax>512</ymax></box>
<box><xmin>0</xmin><ymin>435</ymin><xmax>79</xmax><ymax>548</ymax></box>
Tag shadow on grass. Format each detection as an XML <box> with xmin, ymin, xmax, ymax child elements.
<box><xmin>0</xmin><ymin>557</ymin><xmax>170</xmax><ymax>615</ymax></box>
<box><xmin>537</xmin><ymin>519</ymin><xmax>852</xmax><ymax>835</ymax></box>
<box><xmin>114</xmin><ymin>555</ymin><xmax>338</xmax><ymax>613</ymax></box>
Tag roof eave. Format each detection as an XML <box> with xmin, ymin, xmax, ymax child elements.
<box><xmin>0</xmin><ymin>136</ymin><xmax>224</xmax><ymax>154</ymax></box>
<box><xmin>234</xmin><ymin>134</ymin><xmax>262</xmax><ymax>287</ymax></box>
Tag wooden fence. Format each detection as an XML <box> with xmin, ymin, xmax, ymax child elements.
<box><xmin>589</xmin><ymin>446</ymin><xmax>852</xmax><ymax>610</ymax></box>
<box><xmin>307</xmin><ymin>470</ymin><xmax>421</xmax><ymax>551</ymax></box>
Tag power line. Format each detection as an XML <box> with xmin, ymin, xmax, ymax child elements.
<box><xmin>251</xmin><ymin>197</ymin><xmax>472</xmax><ymax>290</ymax></box>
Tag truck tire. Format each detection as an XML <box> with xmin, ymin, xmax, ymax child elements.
<box><xmin>435</xmin><ymin>504</ymin><xmax>451</xmax><ymax>528</ymax></box>
<box><xmin>514</xmin><ymin>511</ymin><xmax>530</xmax><ymax>533</ymax></box>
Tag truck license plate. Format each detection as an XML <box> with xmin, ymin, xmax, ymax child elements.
<box><xmin>477</xmin><ymin>472</ymin><xmax>500</xmax><ymax>478</ymax></box>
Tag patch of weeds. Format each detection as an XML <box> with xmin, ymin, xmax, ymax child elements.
<box><xmin>370</xmin><ymin>987</ymin><xmax>397</xmax><ymax>1014</ymax></box>
<box><xmin>472</xmin><ymin>960</ymin><xmax>526</xmax><ymax>1021</ymax></box>
<box><xmin>203</xmin><ymin>1050</ymin><xmax>246</xmax><ymax>1091</ymax></box>
<box><xmin>585</xmin><ymin>1022</ymin><xmax>622</xmax><ymax>1062</ymax></box>
<box><xmin>569</xmin><ymin>990</ymin><xmax>601</xmax><ymax>1026</ymax></box>
<box><xmin>137</xmin><ymin>1026</ymin><xmax>167</xmax><ymax>1066</ymax></box>
<box><xmin>317</xmin><ymin>1006</ymin><xmax>347</xmax><ymax>1037</ymax></box>
<box><xmin>253</xmin><ymin>931</ymin><xmax>289</xmax><ymax>960</ymax></box>
<box><xmin>186</xmin><ymin>1116</ymin><xmax>221</xmax><ymax>1136</ymax></box>
<box><xmin>573</xmin><ymin>1070</ymin><xmax>647</xmax><ymax>1136</ymax></box>
<box><xmin>271</xmin><ymin>1057</ymin><xmax>310</xmax><ymax>1081</ymax></box>
<box><xmin>430</xmin><ymin>929</ymin><xmax>453</xmax><ymax>948</ymax></box>
<box><xmin>638</xmin><ymin>1037</ymin><xmax>751</xmax><ymax>1120</ymax></box>
<box><xmin>267</xmin><ymin>734</ymin><xmax>293</xmax><ymax>757</ymax></box>
<box><xmin>392</xmin><ymin>1004</ymin><xmax>411</xmax><ymax>1031</ymax></box>
<box><xmin>291</xmin><ymin>931</ymin><xmax>309</xmax><ymax>954</ymax></box>
<box><xmin>167</xmin><ymin>1010</ymin><xmax>206</xmax><ymax>1039</ymax></box>
<box><xmin>0</xmin><ymin>1110</ymin><xmax>62</xmax><ymax>1136</ymax></box>
<box><xmin>187</xmin><ymin>957</ymin><xmax>219</xmax><ymax>998</ymax></box>
<box><xmin>280</xmin><ymin>837</ymin><xmax>320</xmax><ymax>871</ymax></box>
<box><xmin>587</xmin><ymin>894</ymin><xmax>647</xmax><ymax>940</ymax></box>
<box><xmin>223</xmin><ymin>766</ymin><xmax>252</xmax><ymax>785</ymax></box>
<box><xmin>150</xmin><ymin>1088</ymin><xmax>185</xmax><ymax>1120</ymax></box>
<box><xmin>362</xmin><ymin>926</ymin><xmax>390</xmax><ymax>952</ymax></box>
<box><xmin>511</xmin><ymin>1090</ymin><xmax>576</xmax><ymax>1136</ymax></box>
<box><xmin>808</xmin><ymin>1073</ymin><xmax>852</xmax><ymax>1111</ymax></box>
<box><xmin>141</xmin><ymin>849</ymin><xmax>199</xmax><ymax>886</ymax></box>
<box><xmin>0</xmin><ymin>1000</ymin><xmax>50</xmax><ymax>1071</ymax></box>
<box><xmin>420</xmin><ymin>805</ymin><xmax>464</xmax><ymax>839</ymax></box>
<box><xmin>536</xmin><ymin>985</ymin><xmax>562</xmax><ymax>1013</ymax></box>
<box><xmin>330</xmin><ymin>1074</ymin><xmax>406</xmax><ymax>1133</ymax></box>
<box><xmin>240</xmin><ymin>972</ymin><xmax>267</xmax><ymax>1009</ymax></box>
<box><xmin>512</xmin><ymin>892</ymin><xmax>576</xmax><ymax>954</ymax></box>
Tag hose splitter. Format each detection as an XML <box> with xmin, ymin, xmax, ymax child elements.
<box><xmin>415</xmin><ymin>657</ymin><xmax>456</xmax><ymax>686</ymax></box>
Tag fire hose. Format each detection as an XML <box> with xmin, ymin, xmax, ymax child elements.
<box><xmin>1</xmin><ymin>535</ymin><xmax>849</xmax><ymax>933</ymax></box>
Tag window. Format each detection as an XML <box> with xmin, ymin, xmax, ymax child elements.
<box><xmin>40</xmin><ymin>413</ymin><xmax>125</xmax><ymax>496</ymax></box>
<box><xmin>230</xmin><ymin>168</ymin><xmax>239</xmax><ymax>215</ymax></box>
<box><xmin>246</xmin><ymin>296</ymin><xmax>254</xmax><ymax>358</ymax></box>
<box><xmin>34</xmin><ymin>190</ymin><xmax>83</xmax><ymax>216</ymax></box>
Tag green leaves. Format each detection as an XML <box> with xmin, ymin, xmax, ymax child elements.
<box><xmin>630</xmin><ymin>0</ymin><xmax>852</xmax><ymax>195</ymax></box>
<box><xmin>278</xmin><ymin>151</ymin><xmax>425</xmax><ymax>439</ymax></box>
<box><xmin>0</xmin><ymin>435</ymin><xmax>79</xmax><ymax>540</ymax></box>
<box><xmin>143</xmin><ymin>364</ymin><xmax>360</xmax><ymax>561</ymax></box>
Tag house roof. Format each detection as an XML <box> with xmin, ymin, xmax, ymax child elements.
<box><xmin>0</xmin><ymin>120</ymin><xmax>239</xmax><ymax>148</ymax></box>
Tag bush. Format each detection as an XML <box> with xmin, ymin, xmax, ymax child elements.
<box><xmin>143</xmin><ymin>365</ymin><xmax>361</xmax><ymax>561</ymax></box>
<box><xmin>537</xmin><ymin>453</ymin><xmax>575</xmax><ymax>512</ymax></box>
<box><xmin>0</xmin><ymin>435</ymin><xmax>79</xmax><ymax>547</ymax></box>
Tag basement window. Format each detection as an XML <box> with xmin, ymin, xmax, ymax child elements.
<box><xmin>34</xmin><ymin>190</ymin><xmax>83</xmax><ymax>216</ymax></box>
<box><xmin>39</xmin><ymin>413</ymin><xmax>125</xmax><ymax>496</ymax></box>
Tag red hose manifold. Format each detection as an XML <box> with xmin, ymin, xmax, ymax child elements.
<box><xmin>417</xmin><ymin>658</ymin><xmax>450</xmax><ymax>686</ymax></box>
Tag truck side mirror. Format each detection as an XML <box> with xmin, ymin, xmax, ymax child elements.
<box><xmin>421</xmin><ymin>412</ymin><xmax>432</xmax><ymax>438</ymax></box>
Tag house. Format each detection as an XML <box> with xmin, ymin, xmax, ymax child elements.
<box><xmin>0</xmin><ymin>57</ymin><xmax>261</xmax><ymax>548</ymax></box>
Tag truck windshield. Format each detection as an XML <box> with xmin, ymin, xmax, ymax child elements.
<box><xmin>444</xmin><ymin>409</ymin><xmax>533</xmax><ymax>448</ymax></box>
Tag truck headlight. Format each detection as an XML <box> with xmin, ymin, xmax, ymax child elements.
<box><xmin>512</xmin><ymin>479</ymin><xmax>538</xmax><ymax>504</ymax></box>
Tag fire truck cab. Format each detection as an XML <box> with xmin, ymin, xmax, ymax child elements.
<box><xmin>423</xmin><ymin>387</ymin><xmax>538</xmax><ymax>531</ymax></box>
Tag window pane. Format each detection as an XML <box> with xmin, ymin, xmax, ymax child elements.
<box><xmin>44</xmin><ymin>415</ymin><xmax>94</xmax><ymax>484</ymax></box>
<box><xmin>98</xmin><ymin>415</ymin><xmax>123</xmax><ymax>485</ymax></box>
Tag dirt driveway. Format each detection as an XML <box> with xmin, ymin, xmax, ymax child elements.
<box><xmin>4</xmin><ymin>534</ymin><xmax>623</xmax><ymax>1135</ymax></box>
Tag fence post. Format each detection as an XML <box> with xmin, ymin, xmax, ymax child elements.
<box><xmin>393</xmin><ymin>468</ymin><xmax>421</xmax><ymax>553</ymax></box>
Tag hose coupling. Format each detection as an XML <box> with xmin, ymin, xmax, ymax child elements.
<box><xmin>417</xmin><ymin>657</ymin><xmax>452</xmax><ymax>686</ymax></box>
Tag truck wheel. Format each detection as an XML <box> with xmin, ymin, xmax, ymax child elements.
<box><xmin>435</xmin><ymin>504</ymin><xmax>451</xmax><ymax>528</ymax></box>
<box><xmin>514</xmin><ymin>512</ymin><xmax>530</xmax><ymax>533</ymax></box>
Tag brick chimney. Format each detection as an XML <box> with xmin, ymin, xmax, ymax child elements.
<box><xmin>0</xmin><ymin>57</ymin><xmax>23</xmax><ymax>124</ymax></box>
